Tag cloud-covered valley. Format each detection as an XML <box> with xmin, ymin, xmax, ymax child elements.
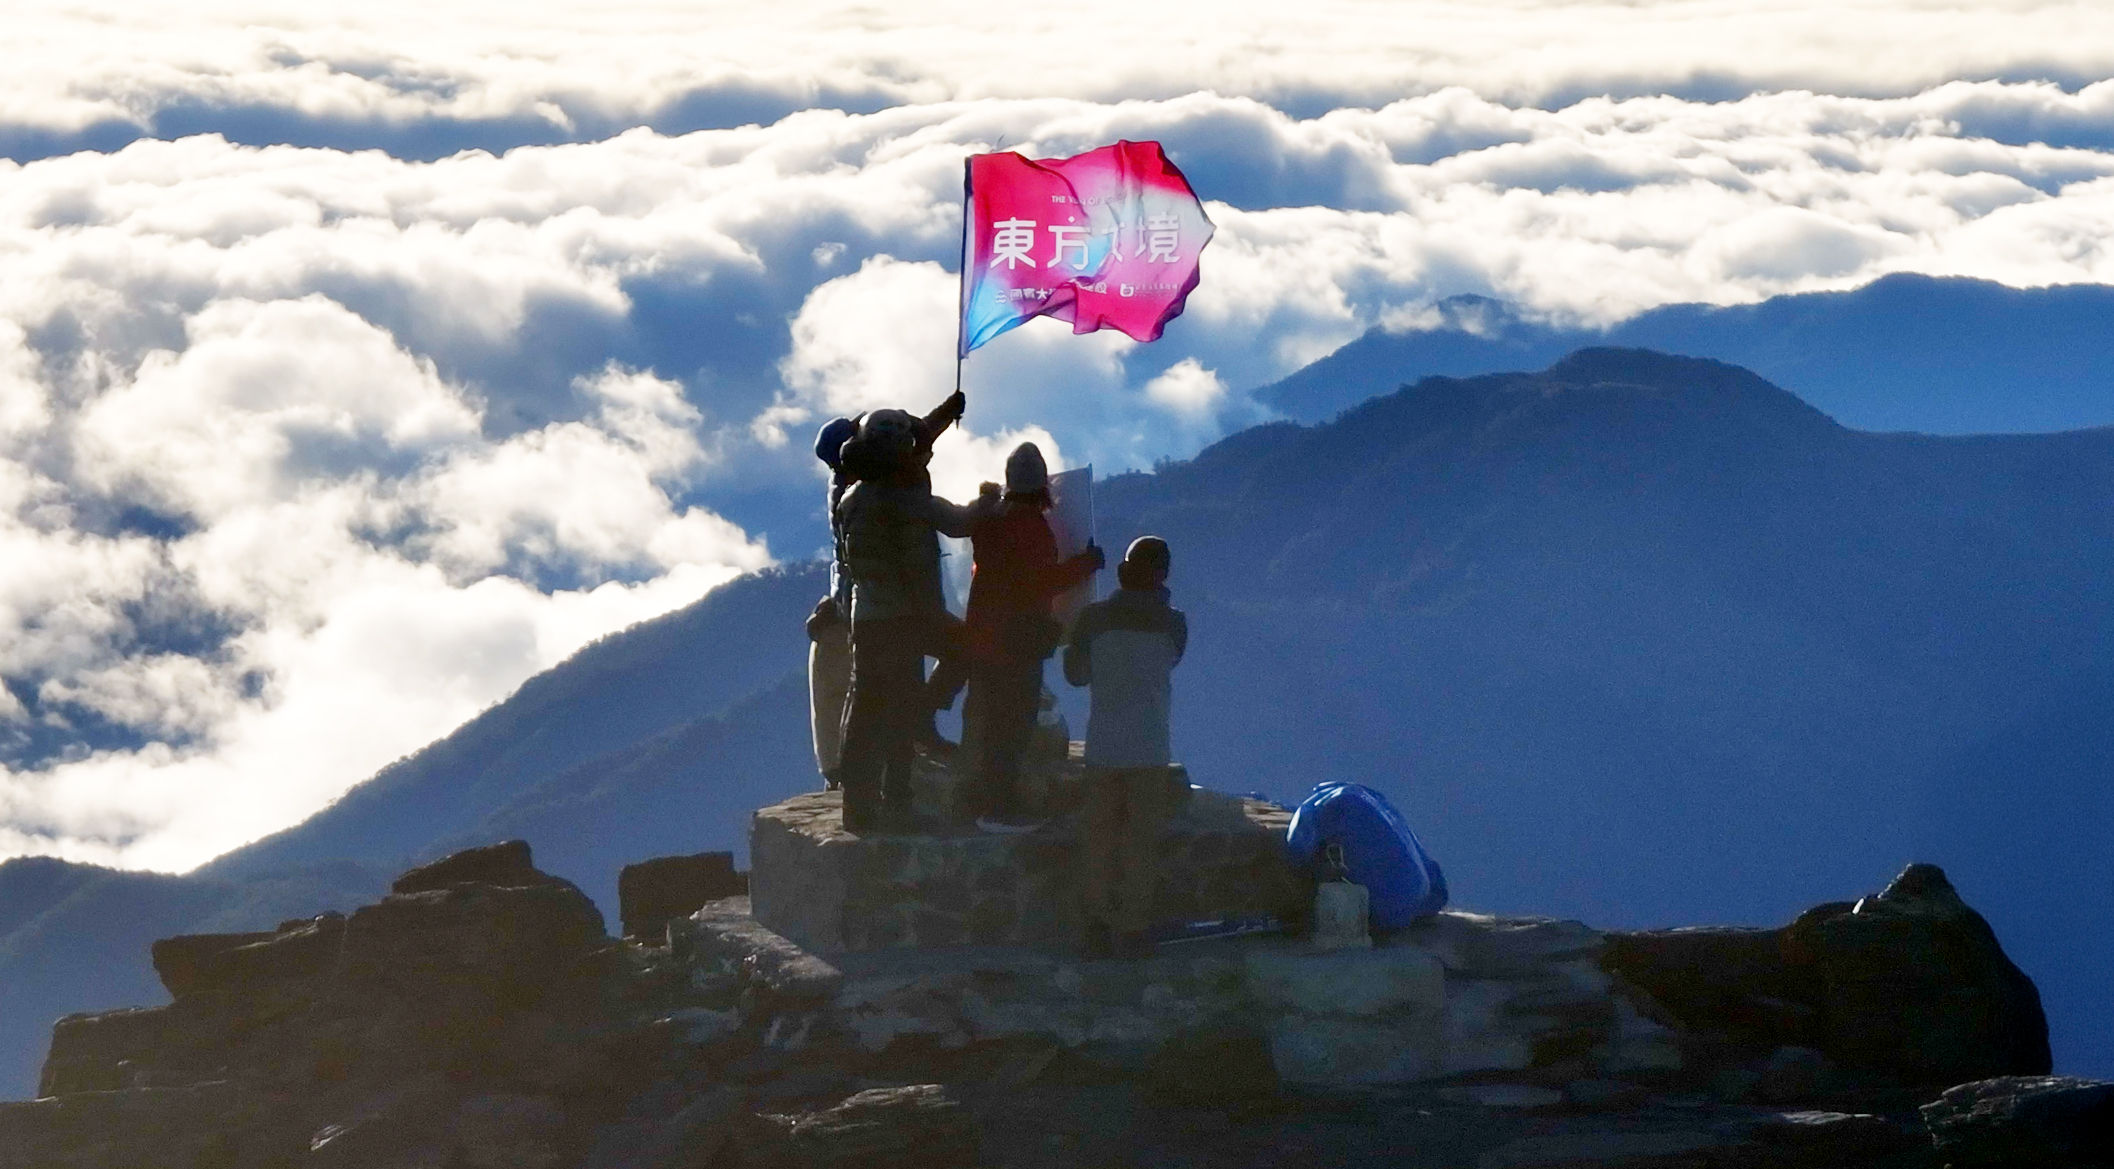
<box><xmin>6</xmin><ymin>5</ymin><xmax>2114</xmax><ymax>870</ymax></box>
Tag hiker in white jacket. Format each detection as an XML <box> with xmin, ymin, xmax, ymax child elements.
<box><xmin>1063</xmin><ymin>536</ymin><xmax>1187</xmax><ymax>958</ymax></box>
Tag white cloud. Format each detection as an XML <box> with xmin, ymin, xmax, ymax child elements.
<box><xmin>9</xmin><ymin>3</ymin><xmax>2114</xmax><ymax>160</ymax></box>
<box><xmin>1143</xmin><ymin>358</ymin><xmax>1227</xmax><ymax>415</ymax></box>
<box><xmin>6</xmin><ymin>40</ymin><xmax>2114</xmax><ymax>870</ymax></box>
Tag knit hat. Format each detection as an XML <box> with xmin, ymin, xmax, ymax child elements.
<box><xmin>813</xmin><ymin>416</ymin><xmax>858</xmax><ymax>469</ymax></box>
<box><xmin>856</xmin><ymin>409</ymin><xmax>920</xmax><ymax>467</ymax></box>
<box><xmin>1004</xmin><ymin>442</ymin><xmax>1049</xmax><ymax>495</ymax></box>
<box><xmin>1118</xmin><ymin>535</ymin><xmax>1170</xmax><ymax>589</ymax></box>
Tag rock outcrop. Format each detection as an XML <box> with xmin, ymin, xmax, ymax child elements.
<box><xmin>618</xmin><ymin>851</ymin><xmax>745</xmax><ymax>941</ymax></box>
<box><xmin>1920</xmin><ymin>1076</ymin><xmax>2114</xmax><ymax>1168</ymax></box>
<box><xmin>1602</xmin><ymin>863</ymin><xmax>2050</xmax><ymax>1096</ymax></box>
<box><xmin>0</xmin><ymin>838</ymin><xmax>2076</xmax><ymax>1169</ymax></box>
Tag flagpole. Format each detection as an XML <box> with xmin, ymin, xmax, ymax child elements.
<box><xmin>955</xmin><ymin>156</ymin><xmax>971</xmax><ymax>396</ymax></box>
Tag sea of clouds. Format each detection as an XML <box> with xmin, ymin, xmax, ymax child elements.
<box><xmin>5</xmin><ymin>1</ymin><xmax>2114</xmax><ymax>869</ymax></box>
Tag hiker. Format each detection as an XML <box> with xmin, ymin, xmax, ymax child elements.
<box><xmin>807</xmin><ymin>393</ymin><xmax>965</xmax><ymax>788</ymax></box>
<box><xmin>806</xmin><ymin>416</ymin><xmax>862</xmax><ymax>789</ymax></box>
<box><xmin>1063</xmin><ymin>535</ymin><xmax>1187</xmax><ymax>958</ymax></box>
<box><xmin>834</xmin><ymin>405</ymin><xmax>993</xmax><ymax>832</ymax></box>
<box><xmin>957</xmin><ymin>442</ymin><xmax>1103</xmax><ymax>831</ymax></box>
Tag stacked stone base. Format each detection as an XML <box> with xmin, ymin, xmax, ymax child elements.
<box><xmin>677</xmin><ymin>896</ymin><xmax>1679</xmax><ymax>1091</ymax></box>
<box><xmin>748</xmin><ymin>770</ymin><xmax>1306</xmax><ymax>954</ymax></box>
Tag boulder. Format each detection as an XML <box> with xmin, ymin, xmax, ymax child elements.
<box><xmin>1783</xmin><ymin>863</ymin><xmax>2049</xmax><ymax>1086</ymax></box>
<box><xmin>392</xmin><ymin>840</ymin><xmax>559</xmax><ymax>895</ymax></box>
<box><xmin>741</xmin><ymin>1084</ymin><xmax>979</xmax><ymax>1169</ymax></box>
<box><xmin>1920</xmin><ymin>1076</ymin><xmax>2114</xmax><ymax>1167</ymax></box>
<box><xmin>0</xmin><ymin>1081</ymin><xmax>303</xmax><ymax>1169</ymax></box>
<box><xmin>37</xmin><ymin>1007</ymin><xmax>173</xmax><ymax>1097</ymax></box>
<box><xmin>148</xmin><ymin>930</ymin><xmax>275</xmax><ymax>1000</ymax></box>
<box><xmin>1602</xmin><ymin>863</ymin><xmax>2048</xmax><ymax>1089</ymax></box>
<box><xmin>151</xmin><ymin>912</ymin><xmax>345</xmax><ymax>1002</ymax></box>
<box><xmin>671</xmin><ymin>896</ymin><xmax>844</xmax><ymax>1002</ymax></box>
<box><xmin>619</xmin><ymin>852</ymin><xmax>744</xmax><ymax>940</ymax></box>
<box><xmin>1598</xmin><ymin>925</ymin><xmax>1815</xmax><ymax>1050</ymax></box>
<box><xmin>340</xmin><ymin>870</ymin><xmax>607</xmax><ymax>1002</ymax></box>
<box><xmin>1728</xmin><ymin>1109</ymin><xmax>1918</xmax><ymax>1160</ymax></box>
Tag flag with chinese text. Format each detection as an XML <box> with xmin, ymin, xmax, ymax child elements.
<box><xmin>960</xmin><ymin>141</ymin><xmax>1213</xmax><ymax>356</ymax></box>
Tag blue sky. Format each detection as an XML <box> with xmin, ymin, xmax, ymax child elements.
<box><xmin>4</xmin><ymin>1</ymin><xmax>2114</xmax><ymax>868</ymax></box>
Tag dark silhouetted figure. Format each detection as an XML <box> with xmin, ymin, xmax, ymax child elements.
<box><xmin>1064</xmin><ymin>536</ymin><xmax>1186</xmax><ymax>957</ymax></box>
<box><xmin>806</xmin><ymin>414</ymin><xmax>862</xmax><ymax>788</ymax></box>
<box><xmin>808</xmin><ymin>394</ymin><xmax>966</xmax><ymax>790</ymax></box>
<box><xmin>834</xmin><ymin>405</ymin><xmax>989</xmax><ymax>832</ymax></box>
<box><xmin>960</xmin><ymin>442</ymin><xmax>1102</xmax><ymax>831</ymax></box>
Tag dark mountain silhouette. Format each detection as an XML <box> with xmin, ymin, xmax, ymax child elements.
<box><xmin>7</xmin><ymin>345</ymin><xmax>2114</xmax><ymax>1097</ymax></box>
<box><xmin>1263</xmin><ymin>274</ymin><xmax>2114</xmax><ymax>435</ymax></box>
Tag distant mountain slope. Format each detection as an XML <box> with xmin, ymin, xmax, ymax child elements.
<box><xmin>200</xmin><ymin>562</ymin><xmax>825</xmax><ymax>882</ymax></box>
<box><xmin>437</xmin><ymin>673</ymin><xmax>812</xmax><ymax>913</ymax></box>
<box><xmin>1262</xmin><ymin>275</ymin><xmax>2114</xmax><ymax>435</ymax></box>
<box><xmin>1102</xmin><ymin>348</ymin><xmax>2114</xmax><ymax>1073</ymax></box>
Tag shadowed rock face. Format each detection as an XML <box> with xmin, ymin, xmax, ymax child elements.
<box><xmin>1921</xmin><ymin>1075</ymin><xmax>2114</xmax><ymax>1168</ymax></box>
<box><xmin>1602</xmin><ymin>863</ymin><xmax>2049</xmax><ymax>1091</ymax></box>
<box><xmin>1</xmin><ymin>841</ymin><xmax>2085</xmax><ymax>1169</ymax></box>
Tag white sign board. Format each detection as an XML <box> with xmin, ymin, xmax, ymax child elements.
<box><xmin>1046</xmin><ymin>465</ymin><xmax>1094</xmax><ymax>631</ymax></box>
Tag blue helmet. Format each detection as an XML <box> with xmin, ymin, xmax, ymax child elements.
<box><xmin>813</xmin><ymin>416</ymin><xmax>859</xmax><ymax>469</ymax></box>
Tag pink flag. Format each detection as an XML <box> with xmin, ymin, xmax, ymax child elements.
<box><xmin>960</xmin><ymin>140</ymin><xmax>1214</xmax><ymax>356</ymax></box>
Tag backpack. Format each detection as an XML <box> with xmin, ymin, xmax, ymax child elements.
<box><xmin>1285</xmin><ymin>782</ymin><xmax>1448</xmax><ymax>930</ymax></box>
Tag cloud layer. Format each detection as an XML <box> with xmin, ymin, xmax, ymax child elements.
<box><xmin>12</xmin><ymin>2</ymin><xmax>2114</xmax><ymax>161</ymax></box>
<box><xmin>6</xmin><ymin>12</ymin><xmax>2114</xmax><ymax>870</ymax></box>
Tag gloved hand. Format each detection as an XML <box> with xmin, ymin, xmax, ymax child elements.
<box><xmin>1083</xmin><ymin>541</ymin><xmax>1107</xmax><ymax>571</ymax></box>
<box><xmin>806</xmin><ymin>596</ymin><xmax>842</xmax><ymax>641</ymax></box>
<box><xmin>939</xmin><ymin>389</ymin><xmax>966</xmax><ymax>423</ymax></box>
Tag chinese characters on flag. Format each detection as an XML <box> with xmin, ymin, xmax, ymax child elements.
<box><xmin>960</xmin><ymin>140</ymin><xmax>1214</xmax><ymax>356</ymax></box>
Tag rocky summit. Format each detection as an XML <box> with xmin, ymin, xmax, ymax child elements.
<box><xmin>0</xmin><ymin>820</ymin><xmax>2101</xmax><ymax>1167</ymax></box>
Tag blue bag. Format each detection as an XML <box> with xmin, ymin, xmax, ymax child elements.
<box><xmin>1285</xmin><ymin>782</ymin><xmax>1448</xmax><ymax>930</ymax></box>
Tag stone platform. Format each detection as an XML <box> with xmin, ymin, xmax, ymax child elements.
<box><xmin>748</xmin><ymin>753</ymin><xmax>1308</xmax><ymax>954</ymax></box>
<box><xmin>673</xmin><ymin>895</ymin><xmax>1674</xmax><ymax>1089</ymax></box>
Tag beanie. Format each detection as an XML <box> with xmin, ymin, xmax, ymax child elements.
<box><xmin>1118</xmin><ymin>535</ymin><xmax>1170</xmax><ymax>589</ymax></box>
<box><xmin>814</xmin><ymin>416</ymin><xmax>858</xmax><ymax>470</ymax></box>
<box><xmin>1004</xmin><ymin>442</ymin><xmax>1049</xmax><ymax>495</ymax></box>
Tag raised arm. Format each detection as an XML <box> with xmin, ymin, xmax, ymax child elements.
<box><xmin>917</xmin><ymin>483</ymin><xmax>1000</xmax><ymax>539</ymax></box>
<box><xmin>914</xmin><ymin>390</ymin><xmax>967</xmax><ymax>459</ymax></box>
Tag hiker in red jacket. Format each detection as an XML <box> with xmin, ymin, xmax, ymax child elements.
<box><xmin>959</xmin><ymin>442</ymin><xmax>1103</xmax><ymax>831</ymax></box>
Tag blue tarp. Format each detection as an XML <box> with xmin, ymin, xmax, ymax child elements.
<box><xmin>1285</xmin><ymin>782</ymin><xmax>1448</xmax><ymax>930</ymax></box>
